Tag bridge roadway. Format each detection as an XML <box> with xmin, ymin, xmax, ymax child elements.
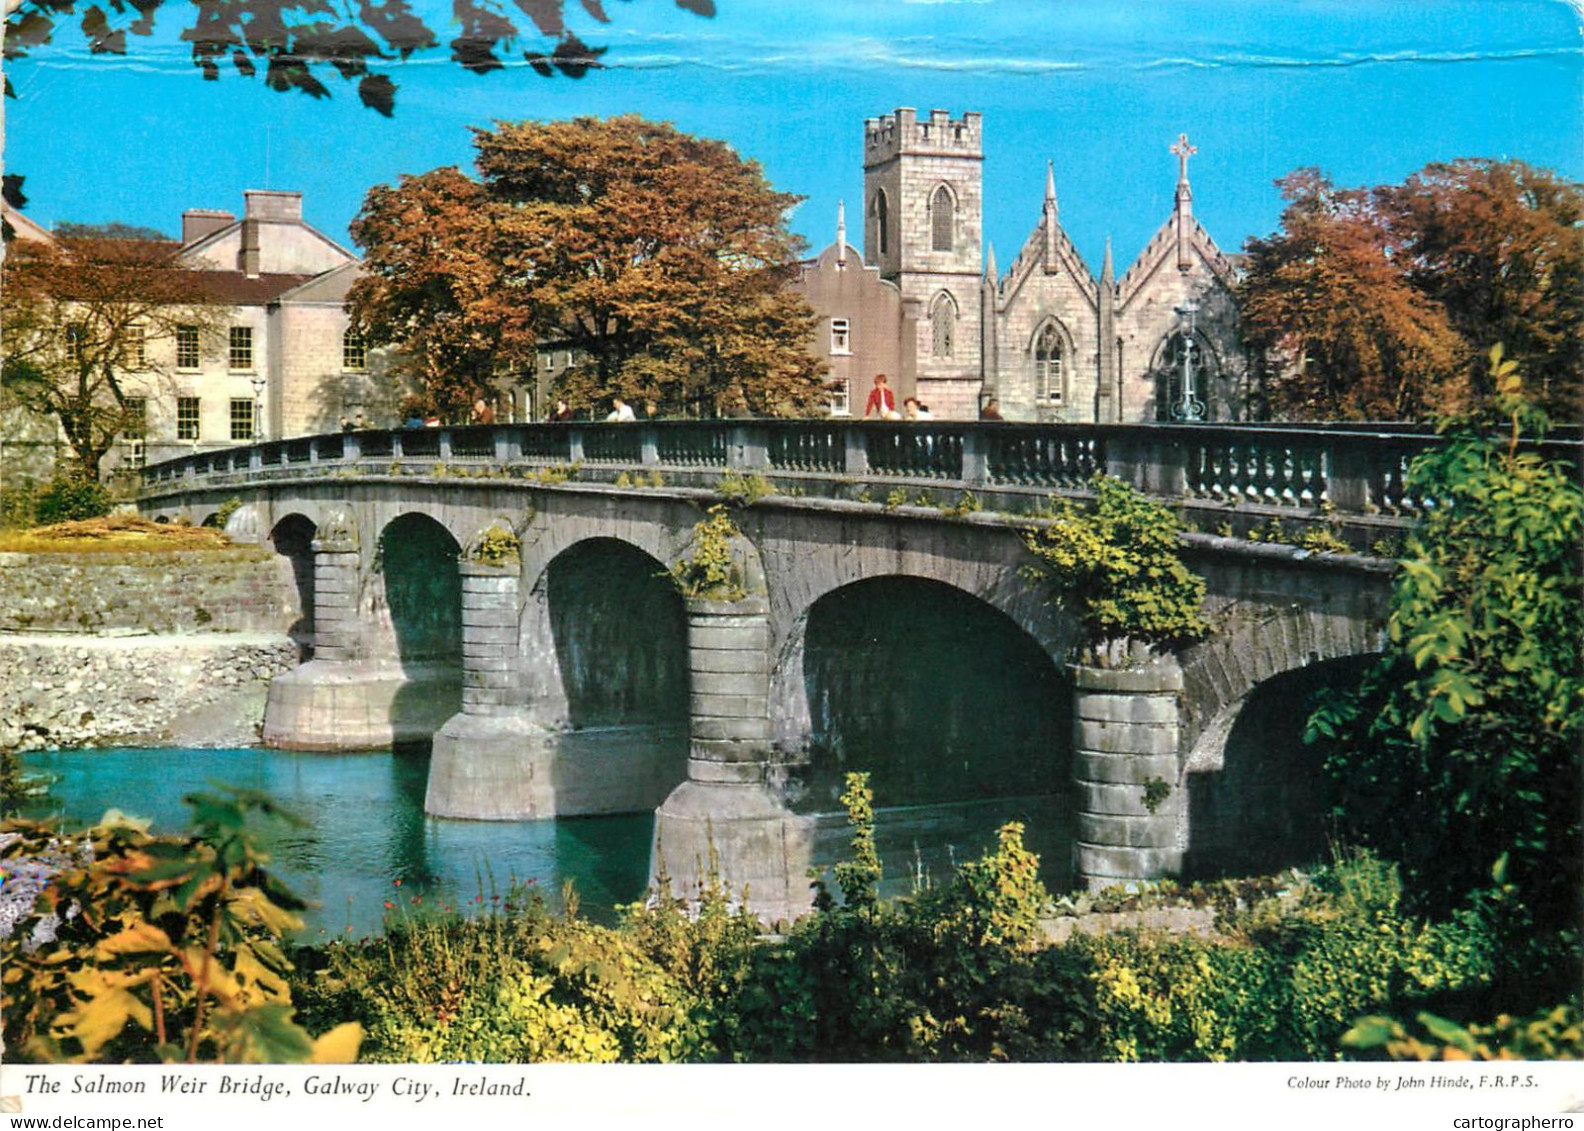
<box><xmin>137</xmin><ymin>419</ymin><xmax>1545</xmax><ymax>919</ymax></box>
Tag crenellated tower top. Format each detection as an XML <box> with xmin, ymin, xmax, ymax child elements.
<box><xmin>863</xmin><ymin>108</ymin><xmax>984</xmax><ymax>166</ymax></box>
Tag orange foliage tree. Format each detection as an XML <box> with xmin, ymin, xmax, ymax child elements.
<box><xmin>349</xmin><ymin>115</ymin><xmax>828</xmax><ymax>419</ymax></box>
<box><xmin>1240</xmin><ymin>161</ymin><xmax>1583</xmax><ymax>422</ymax></box>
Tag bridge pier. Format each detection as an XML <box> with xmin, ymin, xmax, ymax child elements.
<box><xmin>653</xmin><ymin>596</ymin><xmax>808</xmax><ymax>920</ymax></box>
<box><xmin>424</xmin><ymin>560</ymin><xmax>563</xmax><ymax>819</ymax></box>
<box><xmin>1071</xmin><ymin>660</ymin><xmax>1186</xmax><ymax>890</ymax></box>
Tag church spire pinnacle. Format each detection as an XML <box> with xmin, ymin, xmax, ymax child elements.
<box><xmin>836</xmin><ymin>199</ymin><xmax>847</xmax><ymax>267</ymax></box>
<box><xmin>1170</xmin><ymin>133</ymin><xmax>1196</xmax><ymax>217</ymax></box>
<box><xmin>1042</xmin><ymin>160</ymin><xmax>1059</xmax><ymax>269</ymax></box>
<box><xmin>1170</xmin><ymin>133</ymin><xmax>1198</xmax><ymax>272</ymax></box>
<box><xmin>985</xmin><ymin>240</ymin><xmax>998</xmax><ymax>283</ymax></box>
<box><xmin>1100</xmin><ymin>237</ymin><xmax>1114</xmax><ymax>287</ymax></box>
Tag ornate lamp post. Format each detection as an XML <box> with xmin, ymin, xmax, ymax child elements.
<box><xmin>1171</xmin><ymin>301</ymin><xmax>1205</xmax><ymax>422</ymax></box>
<box><xmin>249</xmin><ymin>374</ymin><xmax>267</xmax><ymax>442</ymax></box>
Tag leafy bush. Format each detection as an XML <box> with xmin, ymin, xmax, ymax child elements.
<box><xmin>669</xmin><ymin>504</ymin><xmax>747</xmax><ymax>599</ymax></box>
<box><xmin>467</xmin><ymin>524</ymin><xmax>521</xmax><ymax>568</ymax></box>
<box><xmin>716</xmin><ymin>471</ymin><xmax>772</xmax><ymax>505</ymax></box>
<box><xmin>1</xmin><ymin>793</ymin><xmax>360</xmax><ymax>1064</ymax></box>
<box><xmin>1344</xmin><ymin>1004</ymin><xmax>1583</xmax><ymax>1061</ymax></box>
<box><xmin>1022</xmin><ymin>473</ymin><xmax>1208</xmax><ymax>658</ymax></box>
<box><xmin>1307</xmin><ymin>349</ymin><xmax>1583</xmax><ymax>929</ymax></box>
<box><xmin>34</xmin><ymin>476</ymin><xmax>112</xmax><ymax>525</ymax></box>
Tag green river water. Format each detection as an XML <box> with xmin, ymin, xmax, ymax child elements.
<box><xmin>17</xmin><ymin>746</ymin><xmax>655</xmax><ymax>938</ymax></box>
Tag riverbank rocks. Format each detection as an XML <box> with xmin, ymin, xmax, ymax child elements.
<box><xmin>0</xmin><ymin>634</ymin><xmax>298</xmax><ymax>752</ymax></box>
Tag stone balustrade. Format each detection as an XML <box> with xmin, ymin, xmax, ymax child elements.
<box><xmin>140</xmin><ymin>420</ymin><xmax>1582</xmax><ymax>525</ymax></box>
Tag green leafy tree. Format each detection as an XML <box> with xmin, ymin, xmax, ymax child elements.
<box><xmin>1307</xmin><ymin>347</ymin><xmax>1584</xmax><ymax>929</ymax></box>
<box><xmin>350</xmin><ymin>115</ymin><xmax>829</xmax><ymax>419</ymax></box>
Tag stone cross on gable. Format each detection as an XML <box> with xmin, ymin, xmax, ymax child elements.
<box><xmin>1171</xmin><ymin>133</ymin><xmax>1198</xmax><ymax>184</ymax></box>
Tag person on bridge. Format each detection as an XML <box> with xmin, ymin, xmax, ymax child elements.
<box><xmin>979</xmin><ymin>399</ymin><xmax>1004</xmax><ymax>421</ymax></box>
<box><xmin>863</xmin><ymin>373</ymin><xmax>898</xmax><ymax>420</ymax></box>
<box><xmin>606</xmin><ymin>397</ymin><xmax>637</xmax><ymax>423</ymax></box>
<box><xmin>470</xmin><ymin>398</ymin><xmax>496</xmax><ymax>425</ymax></box>
<box><xmin>550</xmin><ymin>399</ymin><xmax>574</xmax><ymax>422</ymax></box>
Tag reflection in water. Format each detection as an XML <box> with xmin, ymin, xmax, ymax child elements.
<box><xmin>19</xmin><ymin>747</ymin><xmax>653</xmax><ymax>938</ymax></box>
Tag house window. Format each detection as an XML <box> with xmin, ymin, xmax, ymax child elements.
<box><xmin>930</xmin><ymin>185</ymin><xmax>954</xmax><ymax>252</ymax></box>
<box><xmin>123</xmin><ymin>326</ymin><xmax>146</xmax><ymax>369</ymax></box>
<box><xmin>176</xmin><ymin>325</ymin><xmax>200</xmax><ymax>370</ymax></box>
<box><xmin>228</xmin><ymin>326</ymin><xmax>254</xmax><ymax>371</ymax></box>
<box><xmin>1035</xmin><ymin>323</ymin><xmax>1064</xmax><ymax>404</ymax></box>
<box><xmin>931</xmin><ymin>295</ymin><xmax>956</xmax><ymax>358</ymax></box>
<box><xmin>230</xmin><ymin>398</ymin><xmax>255</xmax><ymax>441</ymax></box>
<box><xmin>177</xmin><ymin>396</ymin><xmax>201</xmax><ymax>441</ymax></box>
<box><xmin>830</xmin><ymin>318</ymin><xmax>851</xmax><ymax>355</ymax></box>
<box><xmin>828</xmin><ymin>378</ymin><xmax>851</xmax><ymax>417</ymax></box>
<box><xmin>122</xmin><ymin>397</ymin><xmax>147</xmax><ymax>440</ymax></box>
<box><xmin>123</xmin><ymin>440</ymin><xmax>146</xmax><ymax>470</ymax></box>
<box><xmin>342</xmin><ymin>329</ymin><xmax>367</xmax><ymax>371</ymax></box>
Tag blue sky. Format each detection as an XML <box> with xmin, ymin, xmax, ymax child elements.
<box><xmin>6</xmin><ymin>0</ymin><xmax>1580</xmax><ymax>276</ymax></box>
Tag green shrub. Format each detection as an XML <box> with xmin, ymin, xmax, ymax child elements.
<box><xmin>34</xmin><ymin>477</ymin><xmax>112</xmax><ymax>525</ymax></box>
<box><xmin>1</xmin><ymin>794</ymin><xmax>360</xmax><ymax>1065</ymax></box>
<box><xmin>1022</xmin><ymin>473</ymin><xmax>1209</xmax><ymax>657</ymax></box>
<box><xmin>669</xmin><ymin>504</ymin><xmax>747</xmax><ymax>599</ymax></box>
<box><xmin>1307</xmin><ymin>350</ymin><xmax>1583</xmax><ymax>930</ymax></box>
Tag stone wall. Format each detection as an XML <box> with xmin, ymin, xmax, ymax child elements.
<box><xmin>0</xmin><ymin>550</ymin><xmax>302</xmax><ymax>636</ymax></box>
<box><xmin>0</xmin><ymin>633</ymin><xmax>298</xmax><ymax>751</ymax></box>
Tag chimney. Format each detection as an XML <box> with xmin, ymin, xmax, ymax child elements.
<box><xmin>182</xmin><ymin>209</ymin><xmax>234</xmax><ymax>246</ymax></box>
<box><xmin>240</xmin><ymin>218</ymin><xmax>261</xmax><ymax>278</ymax></box>
<box><xmin>243</xmin><ymin>190</ymin><xmax>303</xmax><ymax>222</ymax></box>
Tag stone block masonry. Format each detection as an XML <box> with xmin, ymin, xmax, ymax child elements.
<box><xmin>0</xmin><ymin>550</ymin><xmax>302</xmax><ymax>636</ymax></box>
<box><xmin>0</xmin><ymin>633</ymin><xmax>299</xmax><ymax>752</ymax></box>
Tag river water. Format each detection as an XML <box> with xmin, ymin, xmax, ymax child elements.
<box><xmin>17</xmin><ymin>746</ymin><xmax>654</xmax><ymax>938</ymax></box>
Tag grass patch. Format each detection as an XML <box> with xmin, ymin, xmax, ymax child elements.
<box><xmin>0</xmin><ymin>515</ymin><xmax>237</xmax><ymax>555</ymax></box>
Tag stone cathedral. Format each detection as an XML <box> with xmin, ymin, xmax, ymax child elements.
<box><xmin>796</xmin><ymin>108</ymin><xmax>1248</xmax><ymax>423</ymax></box>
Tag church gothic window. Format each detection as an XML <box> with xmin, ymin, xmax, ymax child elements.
<box><xmin>869</xmin><ymin>190</ymin><xmax>889</xmax><ymax>258</ymax></box>
<box><xmin>931</xmin><ymin>294</ymin><xmax>956</xmax><ymax>358</ymax></box>
<box><xmin>930</xmin><ymin>185</ymin><xmax>954</xmax><ymax>252</ymax></box>
<box><xmin>1035</xmin><ymin>322</ymin><xmax>1065</xmax><ymax>404</ymax></box>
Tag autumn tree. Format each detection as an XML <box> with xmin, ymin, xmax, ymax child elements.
<box><xmin>350</xmin><ymin>115</ymin><xmax>829</xmax><ymax>418</ymax></box>
<box><xmin>1378</xmin><ymin>160</ymin><xmax>1584</xmax><ymax>420</ymax></box>
<box><xmin>1239</xmin><ymin>169</ymin><xmax>1463</xmax><ymax>421</ymax></box>
<box><xmin>1241</xmin><ymin>161</ymin><xmax>1584</xmax><ymax>422</ymax></box>
<box><xmin>345</xmin><ymin>168</ymin><xmax>512</xmax><ymax>419</ymax></box>
<box><xmin>1</xmin><ymin>235</ymin><xmax>228</xmax><ymax>479</ymax></box>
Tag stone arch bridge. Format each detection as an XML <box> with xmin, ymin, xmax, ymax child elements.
<box><xmin>139</xmin><ymin>418</ymin><xmax>1493</xmax><ymax>920</ymax></box>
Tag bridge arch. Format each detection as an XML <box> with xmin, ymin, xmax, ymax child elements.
<box><xmin>787</xmin><ymin>574</ymin><xmax>1072</xmax><ymax>813</ymax></box>
<box><xmin>269</xmin><ymin>512</ymin><xmax>317</xmax><ymax>658</ymax></box>
<box><xmin>532</xmin><ymin>536</ymin><xmax>690</xmax><ymax>731</ymax></box>
<box><xmin>1176</xmin><ymin>606</ymin><xmax>1381</xmax><ymax>878</ymax></box>
<box><xmin>374</xmin><ymin>512</ymin><xmax>463</xmax><ymax>666</ymax></box>
<box><xmin>767</xmin><ymin>523</ymin><xmax>1079</xmax><ymax>756</ymax></box>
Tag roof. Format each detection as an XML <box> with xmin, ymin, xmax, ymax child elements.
<box><xmin>188</xmin><ymin>271</ymin><xmax>323</xmax><ymax>304</ymax></box>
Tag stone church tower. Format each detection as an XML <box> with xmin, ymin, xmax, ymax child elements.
<box><xmin>799</xmin><ymin>110</ymin><xmax>1248</xmax><ymax>423</ymax></box>
<box><xmin>862</xmin><ymin>109</ymin><xmax>984</xmax><ymax>419</ymax></box>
